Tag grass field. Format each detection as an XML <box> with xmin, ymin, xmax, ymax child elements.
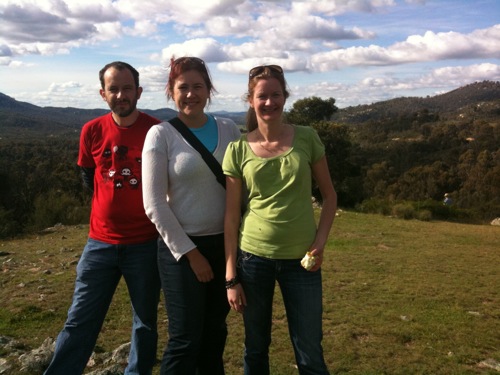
<box><xmin>1</xmin><ymin>211</ymin><xmax>499</xmax><ymax>374</ymax></box>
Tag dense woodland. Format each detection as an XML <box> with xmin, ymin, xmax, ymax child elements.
<box><xmin>0</xmin><ymin>81</ymin><xmax>499</xmax><ymax>238</ymax></box>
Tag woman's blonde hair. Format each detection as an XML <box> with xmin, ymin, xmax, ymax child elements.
<box><xmin>244</xmin><ymin>65</ymin><xmax>290</xmax><ymax>132</ymax></box>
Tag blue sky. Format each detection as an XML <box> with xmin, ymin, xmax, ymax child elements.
<box><xmin>1</xmin><ymin>0</ymin><xmax>499</xmax><ymax>113</ymax></box>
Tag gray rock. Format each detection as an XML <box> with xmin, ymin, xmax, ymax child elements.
<box><xmin>18</xmin><ymin>337</ymin><xmax>55</xmax><ymax>373</ymax></box>
<box><xmin>1</xmin><ymin>335</ymin><xmax>133</xmax><ymax>374</ymax></box>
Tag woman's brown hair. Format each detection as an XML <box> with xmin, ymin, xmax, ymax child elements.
<box><xmin>166</xmin><ymin>56</ymin><xmax>217</xmax><ymax>104</ymax></box>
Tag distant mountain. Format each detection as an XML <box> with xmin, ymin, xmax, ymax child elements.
<box><xmin>333</xmin><ymin>81</ymin><xmax>500</xmax><ymax>124</ymax></box>
<box><xmin>0</xmin><ymin>93</ymin><xmax>39</xmax><ymax>111</ymax></box>
<box><xmin>0</xmin><ymin>93</ymin><xmax>173</xmax><ymax>139</ymax></box>
<box><xmin>1</xmin><ymin>81</ymin><xmax>498</xmax><ymax>140</ymax></box>
<box><xmin>0</xmin><ymin>93</ymin><xmax>247</xmax><ymax>139</ymax></box>
<box><xmin>210</xmin><ymin>110</ymin><xmax>247</xmax><ymax>125</ymax></box>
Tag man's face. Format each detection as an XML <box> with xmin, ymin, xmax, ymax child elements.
<box><xmin>100</xmin><ymin>67</ymin><xmax>142</xmax><ymax>118</ymax></box>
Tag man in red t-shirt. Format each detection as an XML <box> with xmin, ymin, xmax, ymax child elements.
<box><xmin>44</xmin><ymin>61</ymin><xmax>161</xmax><ymax>375</ymax></box>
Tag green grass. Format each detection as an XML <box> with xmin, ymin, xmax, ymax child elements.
<box><xmin>1</xmin><ymin>212</ymin><xmax>499</xmax><ymax>374</ymax></box>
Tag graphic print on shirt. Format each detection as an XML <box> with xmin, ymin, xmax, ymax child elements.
<box><xmin>113</xmin><ymin>145</ymin><xmax>128</xmax><ymax>160</ymax></box>
<box><xmin>99</xmin><ymin>145</ymin><xmax>142</xmax><ymax>190</ymax></box>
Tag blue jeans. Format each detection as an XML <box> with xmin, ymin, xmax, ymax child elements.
<box><xmin>44</xmin><ymin>238</ymin><xmax>161</xmax><ymax>375</ymax></box>
<box><xmin>158</xmin><ymin>234</ymin><xmax>230</xmax><ymax>375</ymax></box>
<box><xmin>239</xmin><ymin>250</ymin><xmax>329</xmax><ymax>375</ymax></box>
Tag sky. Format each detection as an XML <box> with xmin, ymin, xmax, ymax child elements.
<box><xmin>0</xmin><ymin>0</ymin><xmax>499</xmax><ymax>113</ymax></box>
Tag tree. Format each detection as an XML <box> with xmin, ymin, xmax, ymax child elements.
<box><xmin>456</xmin><ymin>149</ymin><xmax>500</xmax><ymax>217</ymax></box>
<box><xmin>392</xmin><ymin>161</ymin><xmax>458</xmax><ymax>201</ymax></box>
<box><xmin>364</xmin><ymin>161</ymin><xmax>395</xmax><ymax>198</ymax></box>
<box><xmin>312</xmin><ymin>121</ymin><xmax>362</xmax><ymax>207</ymax></box>
<box><xmin>286</xmin><ymin>96</ymin><xmax>338</xmax><ymax>126</ymax></box>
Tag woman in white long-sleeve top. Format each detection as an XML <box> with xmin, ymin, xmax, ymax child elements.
<box><xmin>142</xmin><ymin>56</ymin><xmax>241</xmax><ymax>375</ymax></box>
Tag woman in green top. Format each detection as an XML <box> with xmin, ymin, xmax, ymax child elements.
<box><xmin>222</xmin><ymin>65</ymin><xmax>337</xmax><ymax>375</ymax></box>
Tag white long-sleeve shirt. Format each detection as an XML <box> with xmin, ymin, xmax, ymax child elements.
<box><xmin>142</xmin><ymin>117</ymin><xmax>241</xmax><ymax>260</ymax></box>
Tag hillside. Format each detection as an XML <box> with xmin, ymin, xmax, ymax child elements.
<box><xmin>0</xmin><ymin>93</ymin><xmax>246</xmax><ymax>140</ymax></box>
<box><xmin>333</xmin><ymin>80</ymin><xmax>500</xmax><ymax>124</ymax></box>
<box><xmin>0</xmin><ymin>93</ymin><xmax>179</xmax><ymax>139</ymax></box>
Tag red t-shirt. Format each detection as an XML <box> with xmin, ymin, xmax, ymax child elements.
<box><xmin>78</xmin><ymin>112</ymin><xmax>161</xmax><ymax>244</ymax></box>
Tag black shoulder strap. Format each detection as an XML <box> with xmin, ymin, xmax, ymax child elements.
<box><xmin>169</xmin><ymin>117</ymin><xmax>226</xmax><ymax>189</ymax></box>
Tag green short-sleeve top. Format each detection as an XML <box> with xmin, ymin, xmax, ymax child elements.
<box><xmin>222</xmin><ymin>125</ymin><xmax>325</xmax><ymax>259</ymax></box>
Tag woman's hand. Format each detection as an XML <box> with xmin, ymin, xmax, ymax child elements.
<box><xmin>227</xmin><ymin>284</ymin><xmax>246</xmax><ymax>313</ymax></box>
<box><xmin>185</xmin><ymin>248</ymin><xmax>214</xmax><ymax>282</ymax></box>
<box><xmin>307</xmin><ymin>245</ymin><xmax>324</xmax><ymax>272</ymax></box>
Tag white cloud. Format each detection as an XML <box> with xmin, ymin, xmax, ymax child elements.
<box><xmin>93</xmin><ymin>22</ymin><xmax>124</xmax><ymax>42</ymax></box>
<box><xmin>47</xmin><ymin>81</ymin><xmax>82</xmax><ymax>92</ymax></box>
<box><xmin>113</xmin><ymin>0</ymin><xmax>246</xmax><ymax>27</ymax></box>
<box><xmin>310</xmin><ymin>25</ymin><xmax>500</xmax><ymax>71</ymax></box>
<box><xmin>124</xmin><ymin>20</ymin><xmax>158</xmax><ymax>37</ymax></box>
<box><xmin>203</xmin><ymin>15</ymin><xmax>254</xmax><ymax>37</ymax></box>
<box><xmin>159</xmin><ymin>38</ymin><xmax>229</xmax><ymax>65</ymax></box>
<box><xmin>0</xmin><ymin>2</ymin><xmax>97</xmax><ymax>44</ymax></box>
<box><xmin>66</xmin><ymin>1</ymin><xmax>119</xmax><ymax>23</ymax></box>
<box><xmin>300</xmin><ymin>62</ymin><xmax>500</xmax><ymax>108</ymax></box>
<box><xmin>394</xmin><ymin>26</ymin><xmax>500</xmax><ymax>61</ymax></box>
<box><xmin>217</xmin><ymin>54</ymin><xmax>308</xmax><ymax>75</ymax></box>
<box><xmin>17</xmin><ymin>79</ymin><xmax>97</xmax><ymax>109</ymax></box>
<box><xmin>138</xmin><ymin>65</ymin><xmax>169</xmax><ymax>92</ymax></box>
<box><xmin>417</xmin><ymin>63</ymin><xmax>500</xmax><ymax>87</ymax></box>
<box><xmin>0</xmin><ymin>57</ymin><xmax>13</xmax><ymax>66</ymax></box>
<box><xmin>291</xmin><ymin>0</ymin><xmax>396</xmax><ymax>16</ymax></box>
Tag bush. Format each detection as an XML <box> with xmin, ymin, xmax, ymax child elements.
<box><xmin>392</xmin><ymin>203</ymin><xmax>416</xmax><ymax>220</ymax></box>
<box><xmin>416</xmin><ymin>209</ymin><xmax>433</xmax><ymax>221</ymax></box>
<box><xmin>413</xmin><ymin>199</ymin><xmax>480</xmax><ymax>222</ymax></box>
<box><xmin>0</xmin><ymin>207</ymin><xmax>19</xmax><ymax>238</ymax></box>
<box><xmin>28</xmin><ymin>190</ymin><xmax>90</xmax><ymax>231</ymax></box>
<box><xmin>356</xmin><ymin>198</ymin><xmax>392</xmax><ymax>216</ymax></box>
<box><xmin>414</xmin><ymin>199</ymin><xmax>452</xmax><ymax>220</ymax></box>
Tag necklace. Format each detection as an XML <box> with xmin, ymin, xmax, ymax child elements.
<box><xmin>257</xmin><ymin>126</ymin><xmax>288</xmax><ymax>153</ymax></box>
<box><xmin>259</xmin><ymin>139</ymin><xmax>277</xmax><ymax>152</ymax></box>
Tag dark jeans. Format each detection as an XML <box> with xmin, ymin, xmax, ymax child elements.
<box><xmin>239</xmin><ymin>250</ymin><xmax>329</xmax><ymax>375</ymax></box>
<box><xmin>158</xmin><ymin>233</ymin><xmax>230</xmax><ymax>375</ymax></box>
<box><xmin>44</xmin><ymin>238</ymin><xmax>161</xmax><ymax>375</ymax></box>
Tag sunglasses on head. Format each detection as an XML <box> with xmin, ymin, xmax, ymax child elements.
<box><xmin>249</xmin><ymin>65</ymin><xmax>283</xmax><ymax>78</ymax></box>
<box><xmin>173</xmin><ymin>56</ymin><xmax>206</xmax><ymax>67</ymax></box>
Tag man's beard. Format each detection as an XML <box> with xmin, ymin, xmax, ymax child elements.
<box><xmin>112</xmin><ymin>99</ymin><xmax>137</xmax><ymax>118</ymax></box>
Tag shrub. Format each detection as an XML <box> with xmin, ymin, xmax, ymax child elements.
<box><xmin>414</xmin><ymin>199</ymin><xmax>452</xmax><ymax>220</ymax></box>
<box><xmin>416</xmin><ymin>209</ymin><xmax>432</xmax><ymax>221</ymax></box>
<box><xmin>0</xmin><ymin>207</ymin><xmax>19</xmax><ymax>238</ymax></box>
<box><xmin>28</xmin><ymin>190</ymin><xmax>90</xmax><ymax>231</ymax></box>
<box><xmin>356</xmin><ymin>198</ymin><xmax>392</xmax><ymax>216</ymax></box>
<box><xmin>391</xmin><ymin>203</ymin><xmax>416</xmax><ymax>220</ymax></box>
<box><xmin>354</xmin><ymin>198</ymin><xmax>482</xmax><ymax>224</ymax></box>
